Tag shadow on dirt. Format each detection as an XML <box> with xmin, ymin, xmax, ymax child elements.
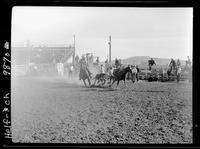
<box><xmin>80</xmin><ymin>85</ymin><xmax>117</xmax><ymax>92</ymax></box>
<box><xmin>132</xmin><ymin>89</ymin><xmax>168</xmax><ymax>93</ymax></box>
<box><xmin>97</xmin><ymin>88</ymin><xmax>117</xmax><ymax>92</ymax></box>
<box><xmin>49</xmin><ymin>82</ymin><xmax>82</xmax><ymax>89</ymax></box>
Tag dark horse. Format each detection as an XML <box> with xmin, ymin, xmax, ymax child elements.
<box><xmin>79</xmin><ymin>66</ymin><xmax>91</xmax><ymax>87</ymax></box>
<box><xmin>109</xmin><ymin>66</ymin><xmax>134</xmax><ymax>88</ymax></box>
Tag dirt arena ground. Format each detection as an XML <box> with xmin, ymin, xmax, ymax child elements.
<box><xmin>11</xmin><ymin>76</ymin><xmax>192</xmax><ymax>144</ymax></box>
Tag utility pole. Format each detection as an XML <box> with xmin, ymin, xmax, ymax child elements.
<box><xmin>108</xmin><ymin>36</ymin><xmax>111</xmax><ymax>66</ymax></box>
<box><xmin>73</xmin><ymin>35</ymin><xmax>75</xmax><ymax>66</ymax></box>
<box><xmin>26</xmin><ymin>40</ymin><xmax>30</xmax><ymax>72</ymax></box>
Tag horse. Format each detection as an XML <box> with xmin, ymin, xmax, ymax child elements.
<box><xmin>167</xmin><ymin>65</ymin><xmax>183</xmax><ymax>82</ymax></box>
<box><xmin>109</xmin><ymin>66</ymin><xmax>134</xmax><ymax>88</ymax></box>
<box><xmin>79</xmin><ymin>66</ymin><xmax>91</xmax><ymax>87</ymax></box>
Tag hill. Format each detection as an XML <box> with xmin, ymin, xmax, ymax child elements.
<box><xmin>121</xmin><ymin>56</ymin><xmax>185</xmax><ymax>69</ymax></box>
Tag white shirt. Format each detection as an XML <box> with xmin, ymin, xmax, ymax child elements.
<box><xmin>100</xmin><ymin>66</ymin><xmax>105</xmax><ymax>73</ymax></box>
<box><xmin>177</xmin><ymin>68</ymin><xmax>181</xmax><ymax>74</ymax></box>
<box><xmin>131</xmin><ymin>68</ymin><xmax>137</xmax><ymax>74</ymax></box>
<box><xmin>70</xmin><ymin>66</ymin><xmax>74</xmax><ymax>71</ymax></box>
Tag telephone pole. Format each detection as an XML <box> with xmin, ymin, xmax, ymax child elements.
<box><xmin>73</xmin><ymin>35</ymin><xmax>75</xmax><ymax>66</ymax></box>
<box><xmin>108</xmin><ymin>36</ymin><xmax>111</xmax><ymax>65</ymax></box>
<box><xmin>26</xmin><ymin>40</ymin><xmax>30</xmax><ymax>72</ymax></box>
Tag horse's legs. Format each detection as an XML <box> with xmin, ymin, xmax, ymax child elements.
<box><xmin>101</xmin><ymin>79</ymin><xmax>105</xmax><ymax>86</ymax></box>
<box><xmin>109</xmin><ymin>79</ymin><xmax>116</xmax><ymax>87</ymax></box>
<box><xmin>104</xmin><ymin>79</ymin><xmax>107</xmax><ymax>86</ymax></box>
<box><xmin>83</xmin><ymin>79</ymin><xmax>87</xmax><ymax>87</ymax></box>
<box><xmin>124</xmin><ymin>80</ymin><xmax>127</xmax><ymax>88</ymax></box>
<box><xmin>132</xmin><ymin>73</ymin><xmax>135</xmax><ymax>83</ymax></box>
<box><xmin>93</xmin><ymin>79</ymin><xmax>97</xmax><ymax>86</ymax></box>
<box><xmin>116</xmin><ymin>80</ymin><xmax>120</xmax><ymax>89</ymax></box>
<box><xmin>108</xmin><ymin>77</ymin><xmax>112</xmax><ymax>85</ymax></box>
<box><xmin>95</xmin><ymin>79</ymin><xmax>100</xmax><ymax>86</ymax></box>
<box><xmin>102</xmin><ymin>79</ymin><xmax>106</xmax><ymax>85</ymax></box>
<box><xmin>87</xmin><ymin>78</ymin><xmax>91</xmax><ymax>87</ymax></box>
<box><xmin>136</xmin><ymin>73</ymin><xmax>139</xmax><ymax>81</ymax></box>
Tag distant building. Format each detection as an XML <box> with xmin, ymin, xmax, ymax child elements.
<box><xmin>12</xmin><ymin>46</ymin><xmax>74</xmax><ymax>65</ymax></box>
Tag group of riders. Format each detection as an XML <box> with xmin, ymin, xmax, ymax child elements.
<box><xmin>148</xmin><ymin>56</ymin><xmax>192</xmax><ymax>72</ymax></box>
<box><xmin>148</xmin><ymin>56</ymin><xmax>192</xmax><ymax>82</ymax></box>
<box><xmin>76</xmin><ymin>56</ymin><xmax>141</xmax><ymax>86</ymax></box>
<box><xmin>67</xmin><ymin>55</ymin><xmax>192</xmax><ymax>86</ymax></box>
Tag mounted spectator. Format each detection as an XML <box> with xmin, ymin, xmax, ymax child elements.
<box><xmin>186</xmin><ymin>56</ymin><xmax>191</xmax><ymax>67</ymax></box>
<box><xmin>148</xmin><ymin>58</ymin><xmax>156</xmax><ymax>70</ymax></box>
<box><xmin>169</xmin><ymin>58</ymin><xmax>176</xmax><ymax>71</ymax></box>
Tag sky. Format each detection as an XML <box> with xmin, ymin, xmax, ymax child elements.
<box><xmin>11</xmin><ymin>7</ymin><xmax>193</xmax><ymax>61</ymax></box>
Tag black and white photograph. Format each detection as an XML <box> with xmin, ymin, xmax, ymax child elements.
<box><xmin>11</xmin><ymin>6</ymin><xmax>193</xmax><ymax>144</ymax></box>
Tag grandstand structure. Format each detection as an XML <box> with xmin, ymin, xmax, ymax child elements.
<box><xmin>12</xmin><ymin>41</ymin><xmax>75</xmax><ymax>76</ymax></box>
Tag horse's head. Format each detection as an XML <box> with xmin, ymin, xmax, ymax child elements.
<box><xmin>124</xmin><ymin>66</ymin><xmax>132</xmax><ymax>73</ymax></box>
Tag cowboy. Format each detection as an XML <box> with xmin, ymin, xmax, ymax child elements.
<box><xmin>115</xmin><ymin>58</ymin><xmax>120</xmax><ymax>68</ymax></box>
<box><xmin>148</xmin><ymin>58</ymin><xmax>156</xmax><ymax>70</ymax></box>
<box><xmin>186</xmin><ymin>56</ymin><xmax>191</xmax><ymax>67</ymax></box>
<box><xmin>68</xmin><ymin>65</ymin><xmax>74</xmax><ymax>79</ymax></box>
<box><xmin>136</xmin><ymin>65</ymin><xmax>140</xmax><ymax>81</ymax></box>
<box><xmin>100</xmin><ymin>64</ymin><xmax>105</xmax><ymax>73</ymax></box>
<box><xmin>169</xmin><ymin>58</ymin><xmax>176</xmax><ymax>71</ymax></box>
<box><xmin>131</xmin><ymin>65</ymin><xmax>137</xmax><ymax>81</ymax></box>
<box><xmin>96</xmin><ymin>57</ymin><xmax>99</xmax><ymax>64</ymax></box>
<box><xmin>57</xmin><ymin>60</ymin><xmax>64</xmax><ymax>76</ymax></box>
<box><xmin>79</xmin><ymin>56</ymin><xmax>92</xmax><ymax>80</ymax></box>
<box><xmin>177</xmin><ymin>59</ymin><xmax>181</xmax><ymax>68</ymax></box>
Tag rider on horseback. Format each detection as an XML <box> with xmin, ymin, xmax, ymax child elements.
<box><xmin>148</xmin><ymin>58</ymin><xmax>156</xmax><ymax>70</ymax></box>
<box><xmin>79</xmin><ymin>56</ymin><xmax>92</xmax><ymax>80</ymax></box>
<box><xmin>169</xmin><ymin>58</ymin><xmax>176</xmax><ymax>71</ymax></box>
<box><xmin>186</xmin><ymin>56</ymin><xmax>191</xmax><ymax>67</ymax></box>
